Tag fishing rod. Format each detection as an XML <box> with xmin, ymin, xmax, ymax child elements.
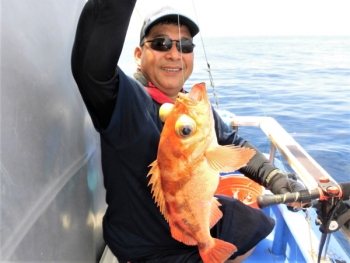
<box><xmin>257</xmin><ymin>179</ymin><xmax>350</xmax><ymax>263</ymax></box>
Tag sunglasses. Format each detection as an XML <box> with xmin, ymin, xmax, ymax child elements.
<box><xmin>141</xmin><ymin>37</ymin><xmax>195</xmax><ymax>53</ymax></box>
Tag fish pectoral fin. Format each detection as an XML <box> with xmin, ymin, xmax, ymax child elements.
<box><xmin>147</xmin><ymin>160</ymin><xmax>169</xmax><ymax>222</ymax></box>
<box><xmin>170</xmin><ymin>222</ymin><xmax>197</xmax><ymax>246</ymax></box>
<box><xmin>205</xmin><ymin>145</ymin><xmax>255</xmax><ymax>172</ymax></box>
<box><xmin>209</xmin><ymin>197</ymin><xmax>223</xmax><ymax>229</ymax></box>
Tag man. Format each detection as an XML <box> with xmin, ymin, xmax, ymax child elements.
<box><xmin>71</xmin><ymin>1</ymin><xmax>303</xmax><ymax>262</ymax></box>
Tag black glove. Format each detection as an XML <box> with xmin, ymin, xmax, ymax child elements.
<box><xmin>268</xmin><ymin>173</ymin><xmax>305</xmax><ymax>195</ymax></box>
<box><xmin>267</xmin><ymin>171</ymin><xmax>306</xmax><ymax>211</ymax></box>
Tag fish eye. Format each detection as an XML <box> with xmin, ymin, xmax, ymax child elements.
<box><xmin>177</xmin><ymin>124</ymin><xmax>195</xmax><ymax>138</ymax></box>
<box><xmin>182</xmin><ymin>126</ymin><xmax>192</xmax><ymax>136</ymax></box>
<box><xmin>175</xmin><ymin>115</ymin><xmax>196</xmax><ymax>138</ymax></box>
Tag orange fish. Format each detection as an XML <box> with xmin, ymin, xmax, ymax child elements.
<box><xmin>148</xmin><ymin>82</ymin><xmax>255</xmax><ymax>263</ymax></box>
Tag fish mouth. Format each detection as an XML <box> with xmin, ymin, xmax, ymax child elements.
<box><xmin>187</xmin><ymin>82</ymin><xmax>207</xmax><ymax>102</ymax></box>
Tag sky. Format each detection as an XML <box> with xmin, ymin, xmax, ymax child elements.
<box><xmin>125</xmin><ymin>0</ymin><xmax>350</xmax><ymax>40</ymax></box>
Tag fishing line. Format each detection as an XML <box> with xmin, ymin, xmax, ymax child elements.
<box><xmin>188</xmin><ymin>1</ymin><xmax>292</xmax><ymax>186</ymax></box>
<box><xmin>191</xmin><ymin>0</ymin><xmax>219</xmax><ymax>109</ymax></box>
<box><xmin>255</xmin><ymin>87</ymin><xmax>293</xmax><ymax>187</ymax></box>
<box><xmin>176</xmin><ymin>13</ymin><xmax>186</xmax><ymax>88</ymax></box>
<box><xmin>134</xmin><ymin>5</ymin><xmax>143</xmax><ymax>22</ymax></box>
<box><xmin>190</xmin><ymin>0</ymin><xmax>289</xmax><ymax>178</ymax></box>
<box><xmin>251</xmin><ymin>76</ymin><xmax>291</xmax><ymax>175</ymax></box>
<box><xmin>252</xmin><ymin>89</ymin><xmax>274</xmax><ymax>153</ymax></box>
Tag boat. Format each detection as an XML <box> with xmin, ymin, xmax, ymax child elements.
<box><xmin>99</xmin><ymin>115</ymin><xmax>350</xmax><ymax>263</ymax></box>
<box><xmin>2</xmin><ymin>0</ymin><xmax>349</xmax><ymax>262</ymax></box>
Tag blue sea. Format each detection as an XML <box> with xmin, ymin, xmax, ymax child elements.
<box><xmin>120</xmin><ymin>36</ymin><xmax>350</xmax><ymax>185</ymax></box>
<box><xmin>194</xmin><ymin>36</ymin><xmax>350</xmax><ymax>184</ymax></box>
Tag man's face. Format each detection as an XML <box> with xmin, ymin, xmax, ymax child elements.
<box><xmin>135</xmin><ymin>23</ymin><xmax>194</xmax><ymax>101</ymax></box>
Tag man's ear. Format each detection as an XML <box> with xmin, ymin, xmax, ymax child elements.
<box><xmin>134</xmin><ymin>46</ymin><xmax>142</xmax><ymax>68</ymax></box>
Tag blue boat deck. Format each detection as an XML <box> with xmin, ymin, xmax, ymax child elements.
<box><xmin>247</xmin><ymin>206</ymin><xmax>308</xmax><ymax>263</ymax></box>
<box><xmin>247</xmin><ymin>205</ymin><xmax>349</xmax><ymax>263</ymax></box>
<box><xmin>247</xmin><ymin>234</ymin><xmax>286</xmax><ymax>263</ymax></box>
<box><xmin>100</xmin><ymin>203</ymin><xmax>349</xmax><ymax>263</ymax></box>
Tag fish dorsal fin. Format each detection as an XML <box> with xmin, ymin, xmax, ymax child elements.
<box><xmin>209</xmin><ymin>197</ymin><xmax>223</xmax><ymax>229</ymax></box>
<box><xmin>205</xmin><ymin>145</ymin><xmax>255</xmax><ymax>172</ymax></box>
<box><xmin>147</xmin><ymin>160</ymin><xmax>169</xmax><ymax>222</ymax></box>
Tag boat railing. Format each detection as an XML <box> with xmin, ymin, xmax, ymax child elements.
<box><xmin>229</xmin><ymin>116</ymin><xmax>349</xmax><ymax>239</ymax></box>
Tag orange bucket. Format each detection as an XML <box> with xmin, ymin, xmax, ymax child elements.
<box><xmin>215</xmin><ymin>175</ymin><xmax>264</xmax><ymax>208</ymax></box>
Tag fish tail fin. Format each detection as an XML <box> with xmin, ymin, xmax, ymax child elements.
<box><xmin>199</xmin><ymin>238</ymin><xmax>237</xmax><ymax>263</ymax></box>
